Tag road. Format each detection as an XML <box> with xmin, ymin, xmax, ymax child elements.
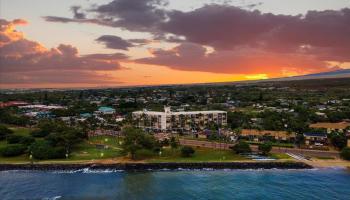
<box><xmin>179</xmin><ymin>139</ymin><xmax>340</xmax><ymax>158</ymax></box>
<box><xmin>179</xmin><ymin>139</ymin><xmax>233</xmax><ymax>150</ymax></box>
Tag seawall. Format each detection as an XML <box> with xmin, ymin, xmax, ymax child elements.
<box><xmin>0</xmin><ymin>162</ymin><xmax>312</xmax><ymax>171</ymax></box>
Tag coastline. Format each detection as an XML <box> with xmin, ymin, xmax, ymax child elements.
<box><xmin>0</xmin><ymin>161</ymin><xmax>312</xmax><ymax>171</ymax></box>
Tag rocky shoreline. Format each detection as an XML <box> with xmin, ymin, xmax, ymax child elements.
<box><xmin>0</xmin><ymin>162</ymin><xmax>312</xmax><ymax>171</ymax></box>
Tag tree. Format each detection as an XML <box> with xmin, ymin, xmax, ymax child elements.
<box><xmin>7</xmin><ymin>135</ymin><xmax>24</xmax><ymax>144</ymax></box>
<box><xmin>340</xmin><ymin>147</ymin><xmax>350</xmax><ymax>160</ymax></box>
<box><xmin>170</xmin><ymin>136</ymin><xmax>178</xmax><ymax>149</ymax></box>
<box><xmin>0</xmin><ymin>125</ymin><xmax>13</xmax><ymax>140</ymax></box>
<box><xmin>295</xmin><ymin>134</ymin><xmax>305</xmax><ymax>147</ymax></box>
<box><xmin>29</xmin><ymin>140</ymin><xmax>65</xmax><ymax>160</ymax></box>
<box><xmin>231</xmin><ymin>141</ymin><xmax>251</xmax><ymax>154</ymax></box>
<box><xmin>181</xmin><ymin>146</ymin><xmax>195</xmax><ymax>157</ymax></box>
<box><xmin>258</xmin><ymin>142</ymin><xmax>272</xmax><ymax>155</ymax></box>
<box><xmin>30</xmin><ymin>129</ymin><xmax>50</xmax><ymax>137</ymax></box>
<box><xmin>0</xmin><ymin>144</ymin><xmax>26</xmax><ymax>157</ymax></box>
<box><xmin>122</xmin><ymin>127</ymin><xmax>156</xmax><ymax>159</ymax></box>
<box><xmin>330</xmin><ymin>133</ymin><xmax>347</xmax><ymax>150</ymax></box>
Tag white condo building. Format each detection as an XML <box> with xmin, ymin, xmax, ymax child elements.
<box><xmin>132</xmin><ymin>107</ymin><xmax>227</xmax><ymax>131</ymax></box>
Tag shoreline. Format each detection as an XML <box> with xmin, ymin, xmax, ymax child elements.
<box><xmin>0</xmin><ymin>161</ymin><xmax>312</xmax><ymax>171</ymax></box>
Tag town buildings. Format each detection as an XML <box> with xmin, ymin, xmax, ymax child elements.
<box><xmin>95</xmin><ymin>107</ymin><xmax>116</xmax><ymax>115</ymax></box>
<box><xmin>132</xmin><ymin>107</ymin><xmax>227</xmax><ymax>131</ymax></box>
<box><xmin>303</xmin><ymin>132</ymin><xmax>328</xmax><ymax>148</ymax></box>
<box><xmin>240</xmin><ymin>129</ymin><xmax>296</xmax><ymax>142</ymax></box>
<box><xmin>309</xmin><ymin>122</ymin><xmax>350</xmax><ymax>133</ymax></box>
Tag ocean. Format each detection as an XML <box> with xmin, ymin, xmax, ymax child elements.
<box><xmin>0</xmin><ymin>168</ymin><xmax>349</xmax><ymax>200</ymax></box>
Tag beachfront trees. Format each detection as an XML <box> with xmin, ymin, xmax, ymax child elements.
<box><xmin>0</xmin><ymin>125</ymin><xmax>13</xmax><ymax>140</ymax></box>
<box><xmin>122</xmin><ymin>127</ymin><xmax>157</xmax><ymax>159</ymax></box>
<box><xmin>340</xmin><ymin>147</ymin><xmax>350</xmax><ymax>160</ymax></box>
<box><xmin>329</xmin><ymin>133</ymin><xmax>347</xmax><ymax>150</ymax></box>
<box><xmin>0</xmin><ymin>144</ymin><xmax>26</xmax><ymax>157</ymax></box>
<box><xmin>231</xmin><ymin>141</ymin><xmax>251</xmax><ymax>154</ymax></box>
<box><xmin>181</xmin><ymin>146</ymin><xmax>195</xmax><ymax>157</ymax></box>
<box><xmin>29</xmin><ymin>140</ymin><xmax>65</xmax><ymax>160</ymax></box>
<box><xmin>170</xmin><ymin>136</ymin><xmax>178</xmax><ymax>149</ymax></box>
<box><xmin>258</xmin><ymin>142</ymin><xmax>272</xmax><ymax>155</ymax></box>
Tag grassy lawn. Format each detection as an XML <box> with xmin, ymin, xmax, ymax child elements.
<box><xmin>88</xmin><ymin>135</ymin><xmax>123</xmax><ymax>147</ymax></box>
<box><xmin>0</xmin><ymin>133</ymin><xmax>291</xmax><ymax>163</ymax></box>
<box><xmin>148</xmin><ymin>147</ymin><xmax>247</xmax><ymax>163</ymax></box>
<box><xmin>270</xmin><ymin>153</ymin><xmax>292</xmax><ymax>159</ymax></box>
<box><xmin>68</xmin><ymin>139</ymin><xmax>125</xmax><ymax>161</ymax></box>
<box><xmin>0</xmin><ymin>135</ymin><xmax>126</xmax><ymax>163</ymax></box>
<box><xmin>9</xmin><ymin>126</ymin><xmax>32</xmax><ymax>136</ymax></box>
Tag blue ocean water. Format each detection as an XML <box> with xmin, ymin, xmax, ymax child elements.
<box><xmin>0</xmin><ymin>168</ymin><xmax>349</xmax><ymax>200</ymax></box>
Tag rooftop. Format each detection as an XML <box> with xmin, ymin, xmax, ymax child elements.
<box><xmin>241</xmin><ymin>129</ymin><xmax>295</xmax><ymax>138</ymax></box>
<box><xmin>310</xmin><ymin>122</ymin><xmax>350</xmax><ymax>130</ymax></box>
<box><xmin>303</xmin><ymin>132</ymin><xmax>327</xmax><ymax>137</ymax></box>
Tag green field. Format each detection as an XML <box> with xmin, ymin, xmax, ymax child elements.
<box><xmin>68</xmin><ymin>136</ymin><xmax>125</xmax><ymax>161</ymax></box>
<box><xmin>0</xmin><ymin>133</ymin><xmax>126</xmax><ymax>163</ymax></box>
<box><xmin>0</xmin><ymin>129</ymin><xmax>291</xmax><ymax>163</ymax></box>
<box><xmin>148</xmin><ymin>147</ymin><xmax>247</xmax><ymax>163</ymax></box>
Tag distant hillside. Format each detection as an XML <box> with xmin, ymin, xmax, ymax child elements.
<box><xmin>275</xmin><ymin>69</ymin><xmax>350</xmax><ymax>81</ymax></box>
<box><xmin>302</xmin><ymin>69</ymin><xmax>350</xmax><ymax>77</ymax></box>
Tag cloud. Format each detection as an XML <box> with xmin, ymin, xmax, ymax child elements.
<box><xmin>71</xmin><ymin>6</ymin><xmax>86</xmax><ymax>19</ymax></box>
<box><xmin>0</xmin><ymin>70</ymin><xmax>121</xmax><ymax>84</ymax></box>
<box><xmin>96</xmin><ymin>35</ymin><xmax>133</xmax><ymax>50</ymax></box>
<box><xmin>38</xmin><ymin>2</ymin><xmax>350</xmax><ymax>77</ymax></box>
<box><xmin>0</xmin><ymin>19</ymin><xmax>125</xmax><ymax>86</ymax></box>
<box><xmin>136</xmin><ymin>42</ymin><xmax>330</xmax><ymax>76</ymax></box>
<box><xmin>43</xmin><ymin>0</ymin><xmax>168</xmax><ymax>33</ymax></box>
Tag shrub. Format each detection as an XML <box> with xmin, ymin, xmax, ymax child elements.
<box><xmin>0</xmin><ymin>144</ymin><xmax>26</xmax><ymax>157</ymax></box>
<box><xmin>30</xmin><ymin>129</ymin><xmax>50</xmax><ymax>137</ymax></box>
<box><xmin>7</xmin><ymin>134</ymin><xmax>23</xmax><ymax>144</ymax></box>
<box><xmin>258</xmin><ymin>142</ymin><xmax>273</xmax><ymax>155</ymax></box>
<box><xmin>0</xmin><ymin>125</ymin><xmax>13</xmax><ymax>140</ymax></box>
<box><xmin>340</xmin><ymin>147</ymin><xmax>350</xmax><ymax>161</ymax></box>
<box><xmin>231</xmin><ymin>141</ymin><xmax>251</xmax><ymax>154</ymax></box>
<box><xmin>29</xmin><ymin>140</ymin><xmax>66</xmax><ymax>160</ymax></box>
<box><xmin>170</xmin><ymin>136</ymin><xmax>178</xmax><ymax>149</ymax></box>
<box><xmin>20</xmin><ymin>136</ymin><xmax>36</xmax><ymax>146</ymax></box>
<box><xmin>181</xmin><ymin>146</ymin><xmax>195</xmax><ymax>157</ymax></box>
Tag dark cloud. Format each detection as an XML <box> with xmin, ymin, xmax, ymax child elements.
<box><xmin>161</xmin><ymin>5</ymin><xmax>295</xmax><ymax>49</ymax></box>
<box><xmin>43</xmin><ymin>0</ymin><xmax>168</xmax><ymax>32</ymax></box>
<box><xmin>71</xmin><ymin>6</ymin><xmax>86</xmax><ymax>19</ymax></box>
<box><xmin>83</xmin><ymin>52</ymin><xmax>129</xmax><ymax>60</ymax></box>
<box><xmin>96</xmin><ymin>35</ymin><xmax>133</xmax><ymax>50</ymax></box>
<box><xmin>93</xmin><ymin>0</ymin><xmax>167</xmax><ymax>32</ymax></box>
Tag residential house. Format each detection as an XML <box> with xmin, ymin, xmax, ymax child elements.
<box><xmin>96</xmin><ymin>107</ymin><xmax>116</xmax><ymax>115</ymax></box>
<box><xmin>303</xmin><ymin>132</ymin><xmax>328</xmax><ymax>147</ymax></box>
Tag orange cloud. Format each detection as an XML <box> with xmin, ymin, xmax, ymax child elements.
<box><xmin>0</xmin><ymin>19</ymin><xmax>125</xmax><ymax>88</ymax></box>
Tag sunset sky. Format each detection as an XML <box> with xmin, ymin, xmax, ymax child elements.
<box><xmin>1</xmin><ymin>0</ymin><xmax>350</xmax><ymax>88</ymax></box>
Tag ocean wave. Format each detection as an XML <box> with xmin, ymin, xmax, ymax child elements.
<box><xmin>41</xmin><ymin>196</ymin><xmax>61</xmax><ymax>200</ymax></box>
<box><xmin>52</xmin><ymin>168</ymin><xmax>125</xmax><ymax>174</ymax></box>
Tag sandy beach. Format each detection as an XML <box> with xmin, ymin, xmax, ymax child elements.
<box><xmin>304</xmin><ymin>159</ymin><xmax>350</xmax><ymax>168</ymax></box>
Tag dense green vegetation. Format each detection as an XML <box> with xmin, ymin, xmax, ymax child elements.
<box><xmin>231</xmin><ymin>141</ymin><xmax>252</xmax><ymax>154</ymax></box>
<box><xmin>181</xmin><ymin>146</ymin><xmax>195</xmax><ymax>157</ymax></box>
<box><xmin>258</xmin><ymin>142</ymin><xmax>273</xmax><ymax>155</ymax></box>
<box><xmin>340</xmin><ymin>147</ymin><xmax>350</xmax><ymax>161</ymax></box>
